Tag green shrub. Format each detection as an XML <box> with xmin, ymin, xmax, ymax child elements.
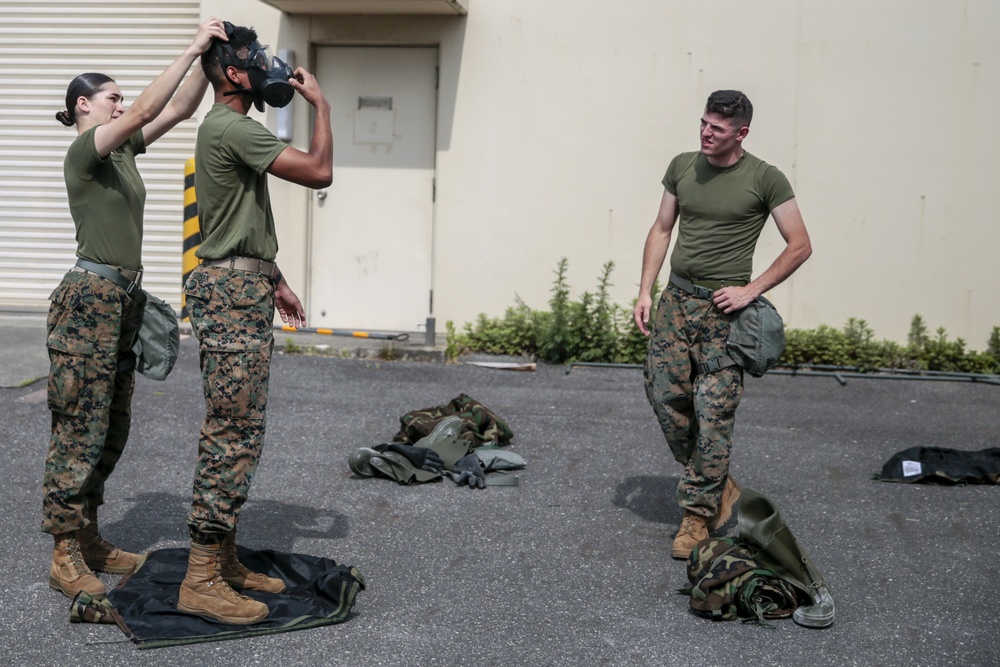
<box><xmin>460</xmin><ymin>300</ymin><xmax>545</xmax><ymax>357</ymax></box>
<box><xmin>454</xmin><ymin>259</ymin><xmax>1000</xmax><ymax>374</ymax></box>
<box><xmin>988</xmin><ymin>326</ymin><xmax>1000</xmax><ymax>357</ymax></box>
<box><xmin>538</xmin><ymin>258</ymin><xmax>572</xmax><ymax>363</ymax></box>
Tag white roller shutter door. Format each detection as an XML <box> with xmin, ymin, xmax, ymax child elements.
<box><xmin>0</xmin><ymin>1</ymin><xmax>201</xmax><ymax>312</ymax></box>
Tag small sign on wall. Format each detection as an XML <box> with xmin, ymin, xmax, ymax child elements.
<box><xmin>354</xmin><ymin>96</ymin><xmax>394</xmax><ymax>144</ymax></box>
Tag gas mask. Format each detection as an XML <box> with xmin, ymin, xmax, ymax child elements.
<box><xmin>216</xmin><ymin>21</ymin><xmax>294</xmax><ymax>112</ymax></box>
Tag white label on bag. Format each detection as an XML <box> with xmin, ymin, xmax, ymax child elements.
<box><xmin>902</xmin><ymin>460</ymin><xmax>922</xmax><ymax>477</ymax></box>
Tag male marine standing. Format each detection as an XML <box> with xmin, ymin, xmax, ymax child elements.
<box><xmin>632</xmin><ymin>90</ymin><xmax>812</xmax><ymax>560</ymax></box>
<box><xmin>178</xmin><ymin>22</ymin><xmax>332</xmax><ymax>623</ymax></box>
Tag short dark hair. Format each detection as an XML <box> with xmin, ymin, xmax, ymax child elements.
<box><xmin>705</xmin><ymin>90</ymin><xmax>753</xmax><ymax>129</ymax></box>
<box><xmin>56</xmin><ymin>72</ymin><xmax>115</xmax><ymax>127</ymax></box>
<box><xmin>201</xmin><ymin>23</ymin><xmax>259</xmax><ymax>88</ymax></box>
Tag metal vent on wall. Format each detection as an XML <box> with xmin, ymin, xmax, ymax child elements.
<box><xmin>359</xmin><ymin>96</ymin><xmax>393</xmax><ymax>110</ymax></box>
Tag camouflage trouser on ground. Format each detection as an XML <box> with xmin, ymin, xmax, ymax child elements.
<box><xmin>644</xmin><ymin>285</ymin><xmax>743</xmax><ymax>518</ymax></box>
<box><xmin>183</xmin><ymin>265</ymin><xmax>274</xmax><ymax>545</ymax></box>
<box><xmin>42</xmin><ymin>270</ymin><xmax>142</xmax><ymax>535</ymax></box>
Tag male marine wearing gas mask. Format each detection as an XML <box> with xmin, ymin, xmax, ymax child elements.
<box><xmin>177</xmin><ymin>21</ymin><xmax>333</xmax><ymax>625</ymax></box>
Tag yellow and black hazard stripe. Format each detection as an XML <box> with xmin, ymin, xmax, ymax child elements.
<box><xmin>181</xmin><ymin>158</ymin><xmax>201</xmax><ymax>321</ymax></box>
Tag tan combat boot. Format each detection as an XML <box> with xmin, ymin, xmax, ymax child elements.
<box><xmin>220</xmin><ymin>532</ymin><xmax>286</xmax><ymax>594</ymax></box>
<box><xmin>177</xmin><ymin>542</ymin><xmax>269</xmax><ymax>625</ymax></box>
<box><xmin>707</xmin><ymin>476</ymin><xmax>742</xmax><ymax>532</ymax></box>
<box><xmin>50</xmin><ymin>533</ymin><xmax>106</xmax><ymax>598</ymax></box>
<box><xmin>671</xmin><ymin>511</ymin><xmax>709</xmax><ymax>560</ymax></box>
<box><xmin>77</xmin><ymin>510</ymin><xmax>142</xmax><ymax>574</ymax></box>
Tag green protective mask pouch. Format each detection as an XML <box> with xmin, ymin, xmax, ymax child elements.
<box><xmin>726</xmin><ymin>296</ymin><xmax>786</xmax><ymax>378</ymax></box>
<box><xmin>133</xmin><ymin>291</ymin><xmax>180</xmax><ymax>381</ymax></box>
<box><xmin>474</xmin><ymin>446</ymin><xmax>527</xmax><ymax>472</ymax></box>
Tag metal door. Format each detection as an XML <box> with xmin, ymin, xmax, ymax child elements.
<box><xmin>309</xmin><ymin>47</ymin><xmax>437</xmax><ymax>332</ymax></box>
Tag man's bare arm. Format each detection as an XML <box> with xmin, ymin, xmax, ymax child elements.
<box><xmin>633</xmin><ymin>189</ymin><xmax>679</xmax><ymax>335</ymax></box>
<box><xmin>267</xmin><ymin>67</ymin><xmax>332</xmax><ymax>189</ymax></box>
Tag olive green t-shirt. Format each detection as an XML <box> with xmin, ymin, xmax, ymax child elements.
<box><xmin>64</xmin><ymin>126</ymin><xmax>146</xmax><ymax>270</ymax></box>
<box><xmin>194</xmin><ymin>104</ymin><xmax>288</xmax><ymax>261</ymax></box>
<box><xmin>663</xmin><ymin>151</ymin><xmax>794</xmax><ymax>283</ymax></box>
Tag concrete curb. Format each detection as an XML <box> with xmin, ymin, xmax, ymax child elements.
<box><xmin>267</xmin><ymin>326</ymin><xmax>447</xmax><ymax>363</ymax></box>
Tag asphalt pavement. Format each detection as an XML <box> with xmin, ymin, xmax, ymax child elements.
<box><xmin>2</xmin><ymin>313</ymin><xmax>998</xmax><ymax>667</ymax></box>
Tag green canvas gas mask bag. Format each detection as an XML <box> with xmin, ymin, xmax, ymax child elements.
<box><xmin>726</xmin><ymin>296</ymin><xmax>786</xmax><ymax>378</ymax></box>
<box><xmin>132</xmin><ymin>292</ymin><xmax>180</xmax><ymax>381</ymax></box>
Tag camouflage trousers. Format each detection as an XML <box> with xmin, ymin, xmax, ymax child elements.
<box><xmin>644</xmin><ymin>285</ymin><xmax>743</xmax><ymax>518</ymax></box>
<box><xmin>42</xmin><ymin>270</ymin><xmax>142</xmax><ymax>535</ymax></box>
<box><xmin>184</xmin><ymin>265</ymin><xmax>274</xmax><ymax>544</ymax></box>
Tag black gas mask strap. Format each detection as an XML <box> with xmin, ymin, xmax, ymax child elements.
<box><xmin>215</xmin><ymin>21</ymin><xmax>255</xmax><ymax>102</ymax></box>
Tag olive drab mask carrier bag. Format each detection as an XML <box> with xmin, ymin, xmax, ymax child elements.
<box><xmin>132</xmin><ymin>291</ymin><xmax>180</xmax><ymax>380</ymax></box>
<box><xmin>669</xmin><ymin>272</ymin><xmax>786</xmax><ymax>378</ymax></box>
<box><xmin>74</xmin><ymin>259</ymin><xmax>180</xmax><ymax>380</ymax></box>
<box><xmin>692</xmin><ymin>295</ymin><xmax>786</xmax><ymax>378</ymax></box>
<box><xmin>725</xmin><ymin>295</ymin><xmax>786</xmax><ymax>378</ymax></box>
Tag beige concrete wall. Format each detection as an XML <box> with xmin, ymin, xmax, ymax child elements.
<box><xmin>203</xmin><ymin>0</ymin><xmax>1000</xmax><ymax>347</ymax></box>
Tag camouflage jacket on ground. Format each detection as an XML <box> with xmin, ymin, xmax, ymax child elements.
<box><xmin>393</xmin><ymin>393</ymin><xmax>514</xmax><ymax>448</ymax></box>
<box><xmin>682</xmin><ymin>536</ymin><xmax>799</xmax><ymax>624</ymax></box>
